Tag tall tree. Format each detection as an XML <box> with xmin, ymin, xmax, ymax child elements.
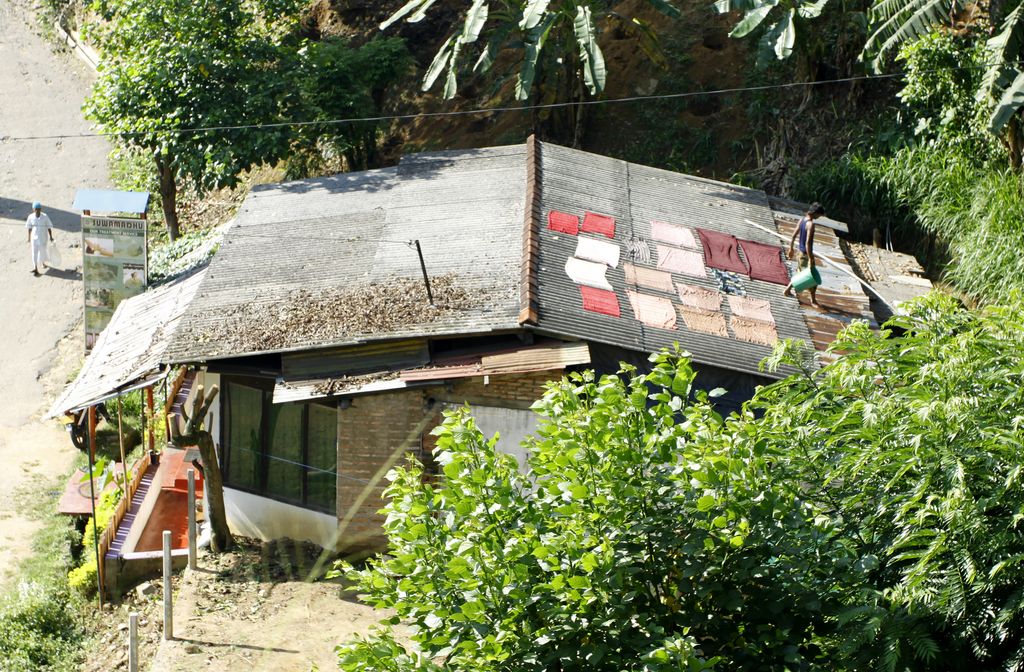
<box><xmin>84</xmin><ymin>0</ymin><xmax>301</xmax><ymax>239</ymax></box>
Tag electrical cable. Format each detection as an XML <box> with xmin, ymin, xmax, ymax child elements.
<box><xmin>0</xmin><ymin>63</ymin><xmax>997</xmax><ymax>143</ymax></box>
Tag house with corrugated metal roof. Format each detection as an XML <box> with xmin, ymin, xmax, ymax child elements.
<box><xmin>57</xmin><ymin>137</ymin><xmax>928</xmax><ymax>553</ymax></box>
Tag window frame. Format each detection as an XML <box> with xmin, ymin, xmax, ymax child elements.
<box><xmin>221</xmin><ymin>376</ymin><xmax>337</xmax><ymax>515</ymax></box>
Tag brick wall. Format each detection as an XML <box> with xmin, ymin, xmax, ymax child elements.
<box><xmin>335</xmin><ymin>369</ymin><xmax>562</xmax><ymax>552</ymax></box>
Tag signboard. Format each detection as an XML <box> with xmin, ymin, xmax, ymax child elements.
<box><xmin>82</xmin><ymin>216</ymin><xmax>147</xmax><ymax>349</ymax></box>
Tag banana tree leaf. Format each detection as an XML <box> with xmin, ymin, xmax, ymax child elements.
<box><xmin>628</xmin><ymin>16</ymin><xmax>668</xmax><ymax>68</ymax></box>
<box><xmin>423</xmin><ymin>34</ymin><xmax>455</xmax><ymax>92</ymax></box>
<box><xmin>474</xmin><ymin>24</ymin><xmax>513</xmax><ymax>73</ymax></box>
<box><xmin>990</xmin><ymin>70</ymin><xmax>1024</xmax><ymax>134</ymax></box>
<box><xmin>574</xmin><ymin>5</ymin><xmax>606</xmax><ymax>94</ymax></box>
<box><xmin>980</xmin><ymin>3</ymin><xmax>1024</xmax><ymax>102</ymax></box>
<box><xmin>520</xmin><ymin>0</ymin><xmax>551</xmax><ymax>30</ymax></box>
<box><xmin>730</xmin><ymin>3</ymin><xmax>775</xmax><ymax>38</ymax></box>
<box><xmin>380</xmin><ymin>0</ymin><xmax>432</xmax><ymax>30</ymax></box>
<box><xmin>644</xmin><ymin>0</ymin><xmax>682</xmax><ymax>18</ymax></box>
<box><xmin>460</xmin><ymin>0</ymin><xmax>489</xmax><ymax>44</ymax></box>
<box><xmin>759</xmin><ymin>8</ymin><xmax>796</xmax><ymax>59</ymax></box>
<box><xmin>715</xmin><ymin>0</ymin><xmax>765</xmax><ymax>12</ymax></box>
<box><xmin>516</xmin><ymin>41</ymin><xmax>540</xmax><ymax>100</ymax></box>
<box><xmin>798</xmin><ymin>0</ymin><xmax>830</xmax><ymax>19</ymax></box>
<box><xmin>864</xmin><ymin>0</ymin><xmax>960</xmax><ymax>71</ymax></box>
<box><xmin>444</xmin><ymin>40</ymin><xmax>463</xmax><ymax>98</ymax></box>
<box><xmin>409</xmin><ymin>0</ymin><xmax>440</xmax><ymax>23</ymax></box>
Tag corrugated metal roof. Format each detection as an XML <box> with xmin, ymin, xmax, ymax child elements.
<box><xmin>72</xmin><ymin>189</ymin><xmax>150</xmax><ymax>214</ymax></box>
<box><xmin>48</xmin><ymin>268</ymin><xmax>207</xmax><ymax>417</ymax></box>
<box><xmin>532</xmin><ymin>142</ymin><xmax>813</xmax><ymax>378</ymax></box>
<box><xmin>774</xmin><ymin>215</ymin><xmax>876</xmax><ymax>362</ymax></box>
<box><xmin>161</xmin><ymin>139</ymin><xmax>875</xmax><ymax>380</ymax></box>
<box><xmin>164</xmin><ymin>145</ymin><xmax>527</xmax><ymax>363</ymax></box>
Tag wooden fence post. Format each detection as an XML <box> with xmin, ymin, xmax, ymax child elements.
<box><xmin>162</xmin><ymin>530</ymin><xmax>173</xmax><ymax>640</ymax></box>
<box><xmin>187</xmin><ymin>469</ymin><xmax>197</xmax><ymax>570</ymax></box>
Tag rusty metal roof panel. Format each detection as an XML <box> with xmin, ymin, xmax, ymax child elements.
<box><xmin>532</xmin><ymin>142</ymin><xmax>814</xmax><ymax>379</ymax></box>
<box><xmin>165</xmin><ymin>145</ymin><xmax>528</xmax><ymax>363</ymax></box>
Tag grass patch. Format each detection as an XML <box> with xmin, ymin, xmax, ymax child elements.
<box><xmin>0</xmin><ymin>474</ymin><xmax>86</xmax><ymax>672</ymax></box>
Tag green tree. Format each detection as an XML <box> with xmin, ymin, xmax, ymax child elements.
<box><xmin>285</xmin><ymin>37</ymin><xmax>411</xmax><ymax>178</ymax></box>
<box><xmin>84</xmin><ymin>0</ymin><xmax>301</xmax><ymax>240</ymax></box>
<box><xmin>336</xmin><ymin>347</ymin><xmax>846</xmax><ymax>671</ymax></box>
<box><xmin>336</xmin><ymin>292</ymin><xmax>1024</xmax><ymax>670</ymax></box>
<box><xmin>379</xmin><ymin>0</ymin><xmax>680</xmax><ymax>144</ymax></box>
<box><xmin>753</xmin><ymin>294</ymin><xmax>1024</xmax><ymax>669</ymax></box>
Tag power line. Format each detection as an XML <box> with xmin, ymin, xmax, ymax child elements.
<box><xmin>0</xmin><ymin>70</ymin><xmax>913</xmax><ymax>143</ymax></box>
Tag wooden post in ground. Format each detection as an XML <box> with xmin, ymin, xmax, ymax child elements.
<box><xmin>86</xmin><ymin>405</ymin><xmax>103</xmax><ymax>607</ymax></box>
<box><xmin>162</xmin><ymin>530</ymin><xmax>173</xmax><ymax>640</ymax></box>
<box><xmin>128</xmin><ymin>612</ymin><xmax>138</xmax><ymax>672</ymax></box>
<box><xmin>145</xmin><ymin>386</ymin><xmax>155</xmax><ymax>453</ymax></box>
<box><xmin>187</xmin><ymin>469</ymin><xmax>197</xmax><ymax>570</ymax></box>
<box><xmin>116</xmin><ymin>396</ymin><xmax>129</xmax><ymax>493</ymax></box>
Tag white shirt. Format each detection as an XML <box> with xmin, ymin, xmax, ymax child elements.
<box><xmin>26</xmin><ymin>212</ymin><xmax>53</xmax><ymax>242</ymax></box>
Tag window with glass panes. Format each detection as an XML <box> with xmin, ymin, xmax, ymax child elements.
<box><xmin>222</xmin><ymin>378</ymin><xmax>337</xmax><ymax>514</ymax></box>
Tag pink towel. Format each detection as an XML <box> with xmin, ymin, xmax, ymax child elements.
<box><xmin>580</xmin><ymin>286</ymin><xmax>620</xmax><ymax>316</ymax></box>
<box><xmin>626</xmin><ymin>290</ymin><xmax>677</xmax><ymax>330</ymax></box>
<box><xmin>656</xmin><ymin>245</ymin><xmax>707</xmax><ymax>278</ymax></box>
<box><xmin>548</xmin><ymin>210</ymin><xmax>579</xmax><ymax>235</ymax></box>
<box><xmin>727</xmin><ymin>295</ymin><xmax>775</xmax><ymax>325</ymax></box>
<box><xmin>697</xmin><ymin>228</ymin><xmax>747</xmax><ymax>275</ymax></box>
<box><xmin>740</xmin><ymin>239</ymin><xmax>790</xmax><ymax>284</ymax></box>
<box><xmin>624</xmin><ymin>263</ymin><xmax>675</xmax><ymax>293</ymax></box>
<box><xmin>582</xmin><ymin>212</ymin><xmax>615</xmax><ymax>238</ymax></box>
<box><xmin>675</xmin><ymin>283</ymin><xmax>722</xmax><ymax>312</ymax></box>
<box><xmin>650</xmin><ymin>221</ymin><xmax>698</xmax><ymax>248</ymax></box>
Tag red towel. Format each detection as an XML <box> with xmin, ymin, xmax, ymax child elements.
<box><xmin>739</xmin><ymin>239</ymin><xmax>790</xmax><ymax>285</ymax></box>
<box><xmin>582</xmin><ymin>212</ymin><xmax>615</xmax><ymax>238</ymax></box>
<box><xmin>579</xmin><ymin>286</ymin><xmax>620</xmax><ymax>316</ymax></box>
<box><xmin>548</xmin><ymin>210</ymin><xmax>579</xmax><ymax>235</ymax></box>
<box><xmin>697</xmin><ymin>228</ymin><xmax>747</xmax><ymax>275</ymax></box>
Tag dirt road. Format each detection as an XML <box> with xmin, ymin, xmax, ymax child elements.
<box><xmin>0</xmin><ymin>0</ymin><xmax>110</xmax><ymax>591</ymax></box>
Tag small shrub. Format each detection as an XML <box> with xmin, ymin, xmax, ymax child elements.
<box><xmin>67</xmin><ymin>489</ymin><xmax>118</xmax><ymax>596</ymax></box>
<box><xmin>0</xmin><ymin>581</ymin><xmax>81</xmax><ymax>672</ymax></box>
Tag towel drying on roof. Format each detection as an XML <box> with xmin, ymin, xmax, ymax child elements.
<box><xmin>740</xmin><ymin>239</ymin><xmax>790</xmax><ymax>284</ymax></box>
<box><xmin>697</xmin><ymin>228</ymin><xmax>748</xmax><ymax>275</ymax></box>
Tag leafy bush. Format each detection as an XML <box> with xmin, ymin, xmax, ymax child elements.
<box><xmin>68</xmin><ymin>489</ymin><xmax>118</xmax><ymax>595</ymax></box>
<box><xmin>0</xmin><ymin>581</ymin><xmax>81</xmax><ymax>672</ymax></box>
<box><xmin>148</xmin><ymin>226</ymin><xmax>222</xmax><ymax>283</ymax></box>
<box><xmin>338</xmin><ymin>293</ymin><xmax>1024</xmax><ymax>671</ymax></box>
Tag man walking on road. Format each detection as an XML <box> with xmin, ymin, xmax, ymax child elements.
<box><xmin>26</xmin><ymin>201</ymin><xmax>54</xmax><ymax>276</ymax></box>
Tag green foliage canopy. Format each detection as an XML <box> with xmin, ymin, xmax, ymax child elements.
<box><xmin>337</xmin><ymin>293</ymin><xmax>1024</xmax><ymax>670</ymax></box>
<box><xmin>380</xmin><ymin>0</ymin><xmax>680</xmax><ymax>102</ymax></box>
<box><xmin>84</xmin><ymin>0</ymin><xmax>300</xmax><ymax>194</ymax></box>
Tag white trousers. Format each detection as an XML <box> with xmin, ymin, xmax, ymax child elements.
<box><xmin>31</xmin><ymin>239</ymin><xmax>48</xmax><ymax>268</ymax></box>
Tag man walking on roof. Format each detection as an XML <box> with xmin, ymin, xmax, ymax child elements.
<box><xmin>783</xmin><ymin>202</ymin><xmax>825</xmax><ymax>309</ymax></box>
<box><xmin>26</xmin><ymin>201</ymin><xmax>54</xmax><ymax>277</ymax></box>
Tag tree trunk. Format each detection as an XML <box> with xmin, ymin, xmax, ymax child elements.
<box><xmin>169</xmin><ymin>384</ymin><xmax>233</xmax><ymax>552</ymax></box>
<box><xmin>195</xmin><ymin>432</ymin><xmax>231</xmax><ymax>552</ymax></box>
<box><xmin>155</xmin><ymin>154</ymin><xmax>180</xmax><ymax>241</ymax></box>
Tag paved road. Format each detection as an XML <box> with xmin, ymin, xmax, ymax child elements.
<box><xmin>0</xmin><ymin>0</ymin><xmax>110</xmax><ymax>589</ymax></box>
